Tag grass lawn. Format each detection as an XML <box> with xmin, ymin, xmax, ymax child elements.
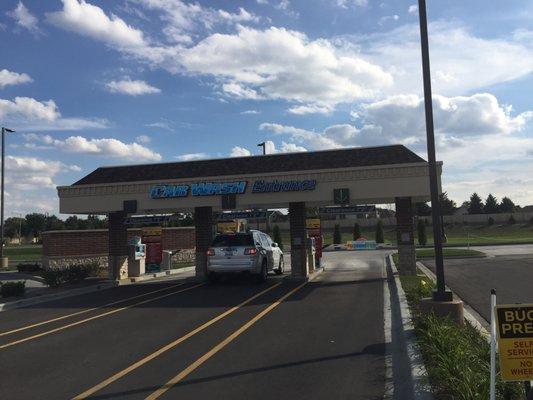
<box><xmin>3</xmin><ymin>245</ymin><xmax>42</xmax><ymax>262</ymax></box>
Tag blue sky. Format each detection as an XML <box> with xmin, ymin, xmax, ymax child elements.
<box><xmin>0</xmin><ymin>0</ymin><xmax>532</xmax><ymax>215</ymax></box>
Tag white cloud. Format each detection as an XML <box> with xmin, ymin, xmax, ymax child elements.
<box><xmin>52</xmin><ymin>136</ymin><xmax>162</xmax><ymax>161</ymax></box>
<box><xmin>180</xmin><ymin>26</ymin><xmax>392</xmax><ymax>111</ymax></box>
<box><xmin>378</xmin><ymin>15</ymin><xmax>399</xmax><ymax>26</ymax></box>
<box><xmin>287</xmin><ymin>104</ymin><xmax>333</xmax><ymax>115</ymax></box>
<box><xmin>6</xmin><ymin>156</ymin><xmax>77</xmax><ymax>190</ymax></box>
<box><xmin>105</xmin><ymin>78</ymin><xmax>161</xmax><ymax>95</ymax></box>
<box><xmin>175</xmin><ymin>152</ymin><xmax>208</xmax><ymax>161</ymax></box>
<box><xmin>0</xmin><ymin>96</ymin><xmax>109</xmax><ymax>131</ymax></box>
<box><xmin>230</xmin><ymin>146</ymin><xmax>252</xmax><ymax>157</ymax></box>
<box><xmin>256</xmin><ymin>0</ymin><xmax>269</xmax><ymax>4</ymax></box>
<box><xmin>136</xmin><ymin>134</ymin><xmax>151</xmax><ymax>143</ymax></box>
<box><xmin>240</xmin><ymin>110</ymin><xmax>260</xmax><ymax>115</ymax></box>
<box><xmin>218</xmin><ymin>8</ymin><xmax>259</xmax><ymax>24</ymax></box>
<box><xmin>336</xmin><ymin>0</ymin><xmax>368</xmax><ymax>8</ymax></box>
<box><xmin>356</xmin><ymin>21</ymin><xmax>533</xmax><ymax>96</ymax></box>
<box><xmin>7</xmin><ymin>1</ymin><xmax>40</xmax><ymax>35</ymax></box>
<box><xmin>0</xmin><ymin>69</ymin><xmax>33</xmax><ymax>88</ymax></box>
<box><xmin>146</xmin><ymin>121</ymin><xmax>173</xmax><ymax>131</ymax></box>
<box><xmin>46</xmin><ymin>0</ymin><xmax>147</xmax><ymax>49</ymax></box>
<box><xmin>408</xmin><ymin>5</ymin><xmax>418</xmax><ymax>15</ymax></box>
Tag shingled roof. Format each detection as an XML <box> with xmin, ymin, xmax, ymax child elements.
<box><xmin>73</xmin><ymin>144</ymin><xmax>426</xmax><ymax>186</ymax></box>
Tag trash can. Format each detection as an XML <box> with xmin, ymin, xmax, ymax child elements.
<box><xmin>162</xmin><ymin>250</ymin><xmax>173</xmax><ymax>271</ymax></box>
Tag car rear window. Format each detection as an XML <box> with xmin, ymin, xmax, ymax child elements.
<box><xmin>212</xmin><ymin>234</ymin><xmax>254</xmax><ymax>247</ymax></box>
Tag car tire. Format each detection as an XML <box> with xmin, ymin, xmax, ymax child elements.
<box><xmin>275</xmin><ymin>256</ymin><xmax>284</xmax><ymax>275</ymax></box>
<box><xmin>255</xmin><ymin>259</ymin><xmax>268</xmax><ymax>283</ymax></box>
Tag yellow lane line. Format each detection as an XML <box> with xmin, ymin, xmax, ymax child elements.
<box><xmin>72</xmin><ymin>282</ymin><xmax>283</xmax><ymax>400</ymax></box>
<box><xmin>0</xmin><ymin>283</ymin><xmax>187</xmax><ymax>337</ymax></box>
<box><xmin>145</xmin><ymin>282</ymin><xmax>307</xmax><ymax>400</ymax></box>
<box><xmin>0</xmin><ymin>283</ymin><xmax>204</xmax><ymax>351</ymax></box>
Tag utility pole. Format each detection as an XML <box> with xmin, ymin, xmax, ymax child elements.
<box><xmin>417</xmin><ymin>0</ymin><xmax>452</xmax><ymax>301</ymax></box>
<box><xmin>1</xmin><ymin>127</ymin><xmax>15</xmax><ymax>267</ymax></box>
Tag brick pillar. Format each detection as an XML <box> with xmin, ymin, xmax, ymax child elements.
<box><xmin>289</xmin><ymin>202</ymin><xmax>308</xmax><ymax>279</ymax></box>
<box><xmin>195</xmin><ymin>206</ymin><xmax>213</xmax><ymax>280</ymax></box>
<box><xmin>108</xmin><ymin>212</ymin><xmax>128</xmax><ymax>280</ymax></box>
<box><xmin>395</xmin><ymin>197</ymin><xmax>416</xmax><ymax>275</ymax></box>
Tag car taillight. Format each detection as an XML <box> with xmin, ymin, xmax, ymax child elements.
<box><xmin>244</xmin><ymin>247</ymin><xmax>257</xmax><ymax>255</ymax></box>
<box><xmin>207</xmin><ymin>248</ymin><xmax>215</xmax><ymax>256</ymax></box>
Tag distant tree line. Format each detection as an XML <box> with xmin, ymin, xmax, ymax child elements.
<box><xmin>415</xmin><ymin>192</ymin><xmax>519</xmax><ymax>216</ymax></box>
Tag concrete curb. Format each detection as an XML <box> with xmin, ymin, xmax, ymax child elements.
<box><xmin>416</xmin><ymin>261</ymin><xmax>490</xmax><ymax>338</ymax></box>
<box><xmin>384</xmin><ymin>255</ymin><xmax>434</xmax><ymax>400</ymax></box>
<box><xmin>118</xmin><ymin>266</ymin><xmax>196</xmax><ymax>285</ymax></box>
<box><xmin>0</xmin><ymin>281</ymin><xmax>118</xmax><ymax>312</ymax></box>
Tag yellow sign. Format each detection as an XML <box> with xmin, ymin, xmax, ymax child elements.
<box><xmin>141</xmin><ymin>227</ymin><xmax>162</xmax><ymax>237</ymax></box>
<box><xmin>306</xmin><ymin>218</ymin><xmax>321</xmax><ymax>230</ymax></box>
<box><xmin>217</xmin><ymin>221</ymin><xmax>238</xmax><ymax>233</ymax></box>
<box><xmin>495</xmin><ymin>304</ymin><xmax>533</xmax><ymax>381</ymax></box>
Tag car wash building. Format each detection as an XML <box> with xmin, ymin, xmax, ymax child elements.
<box><xmin>57</xmin><ymin>145</ymin><xmax>441</xmax><ymax>280</ymax></box>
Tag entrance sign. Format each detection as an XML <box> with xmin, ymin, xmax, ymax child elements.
<box><xmin>217</xmin><ymin>221</ymin><xmax>238</xmax><ymax>233</ymax></box>
<box><xmin>306</xmin><ymin>218</ymin><xmax>321</xmax><ymax>237</ymax></box>
<box><xmin>252</xmin><ymin>179</ymin><xmax>316</xmax><ymax>193</ymax></box>
<box><xmin>124</xmin><ymin>215</ymin><xmax>171</xmax><ymax>225</ymax></box>
<box><xmin>495</xmin><ymin>304</ymin><xmax>533</xmax><ymax>381</ymax></box>
<box><xmin>333</xmin><ymin>188</ymin><xmax>350</xmax><ymax>205</ymax></box>
<box><xmin>141</xmin><ymin>227</ymin><xmax>163</xmax><ymax>270</ymax></box>
<box><xmin>215</xmin><ymin>211</ymin><xmax>267</xmax><ymax>221</ymax></box>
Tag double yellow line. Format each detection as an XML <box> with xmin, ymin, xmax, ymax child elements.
<box><xmin>73</xmin><ymin>281</ymin><xmax>307</xmax><ymax>400</ymax></box>
<box><xmin>0</xmin><ymin>282</ymin><xmax>203</xmax><ymax>350</ymax></box>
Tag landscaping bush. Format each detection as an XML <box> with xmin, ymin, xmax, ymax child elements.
<box><xmin>488</xmin><ymin>217</ymin><xmax>494</xmax><ymax>226</ymax></box>
<box><xmin>1</xmin><ymin>281</ymin><xmax>26</xmax><ymax>298</ymax></box>
<box><xmin>353</xmin><ymin>223</ymin><xmax>361</xmax><ymax>240</ymax></box>
<box><xmin>375</xmin><ymin>220</ymin><xmax>384</xmax><ymax>243</ymax></box>
<box><xmin>401</xmin><ymin>276</ymin><xmax>524</xmax><ymax>400</ymax></box>
<box><xmin>508</xmin><ymin>215</ymin><xmax>516</xmax><ymax>225</ymax></box>
<box><xmin>417</xmin><ymin>219</ymin><xmax>427</xmax><ymax>246</ymax></box>
<box><xmin>42</xmin><ymin>269</ymin><xmax>62</xmax><ymax>287</ymax></box>
<box><xmin>333</xmin><ymin>224</ymin><xmax>342</xmax><ymax>244</ymax></box>
<box><xmin>16</xmin><ymin>263</ymin><xmax>42</xmax><ymax>273</ymax></box>
<box><xmin>42</xmin><ymin>263</ymin><xmax>99</xmax><ymax>287</ymax></box>
<box><xmin>272</xmin><ymin>225</ymin><xmax>283</xmax><ymax>250</ymax></box>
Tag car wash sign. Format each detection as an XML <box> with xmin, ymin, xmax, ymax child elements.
<box><xmin>495</xmin><ymin>303</ymin><xmax>533</xmax><ymax>381</ymax></box>
<box><xmin>151</xmin><ymin>181</ymin><xmax>247</xmax><ymax>198</ymax></box>
<box><xmin>150</xmin><ymin>179</ymin><xmax>316</xmax><ymax>199</ymax></box>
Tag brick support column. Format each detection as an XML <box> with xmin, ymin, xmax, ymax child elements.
<box><xmin>108</xmin><ymin>212</ymin><xmax>128</xmax><ymax>280</ymax></box>
<box><xmin>395</xmin><ymin>197</ymin><xmax>416</xmax><ymax>275</ymax></box>
<box><xmin>194</xmin><ymin>206</ymin><xmax>213</xmax><ymax>280</ymax></box>
<box><xmin>289</xmin><ymin>202</ymin><xmax>308</xmax><ymax>279</ymax></box>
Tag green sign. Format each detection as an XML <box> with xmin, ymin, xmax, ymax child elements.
<box><xmin>334</xmin><ymin>188</ymin><xmax>350</xmax><ymax>205</ymax></box>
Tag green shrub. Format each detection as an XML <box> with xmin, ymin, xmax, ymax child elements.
<box><xmin>417</xmin><ymin>219</ymin><xmax>427</xmax><ymax>246</ymax></box>
<box><xmin>333</xmin><ymin>224</ymin><xmax>342</xmax><ymax>244</ymax></box>
<box><xmin>353</xmin><ymin>223</ymin><xmax>361</xmax><ymax>240</ymax></box>
<box><xmin>508</xmin><ymin>215</ymin><xmax>516</xmax><ymax>224</ymax></box>
<box><xmin>42</xmin><ymin>263</ymin><xmax>98</xmax><ymax>287</ymax></box>
<box><xmin>272</xmin><ymin>225</ymin><xmax>283</xmax><ymax>250</ymax></box>
<box><xmin>16</xmin><ymin>263</ymin><xmax>42</xmax><ymax>273</ymax></box>
<box><xmin>85</xmin><ymin>262</ymin><xmax>101</xmax><ymax>277</ymax></box>
<box><xmin>488</xmin><ymin>217</ymin><xmax>494</xmax><ymax>226</ymax></box>
<box><xmin>42</xmin><ymin>269</ymin><xmax>62</xmax><ymax>287</ymax></box>
<box><xmin>375</xmin><ymin>220</ymin><xmax>384</xmax><ymax>243</ymax></box>
<box><xmin>1</xmin><ymin>281</ymin><xmax>26</xmax><ymax>298</ymax></box>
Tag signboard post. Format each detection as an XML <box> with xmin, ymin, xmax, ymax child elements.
<box><xmin>495</xmin><ymin>303</ymin><xmax>533</xmax><ymax>382</ymax></box>
<box><xmin>141</xmin><ymin>227</ymin><xmax>163</xmax><ymax>272</ymax></box>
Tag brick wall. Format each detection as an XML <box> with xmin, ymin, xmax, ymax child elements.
<box><xmin>43</xmin><ymin>227</ymin><xmax>196</xmax><ymax>258</ymax></box>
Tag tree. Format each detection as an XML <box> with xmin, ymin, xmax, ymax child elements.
<box><xmin>440</xmin><ymin>192</ymin><xmax>457</xmax><ymax>215</ymax></box>
<box><xmin>4</xmin><ymin>217</ymin><xmax>25</xmax><ymax>239</ymax></box>
<box><xmin>24</xmin><ymin>213</ymin><xmax>47</xmax><ymax>238</ymax></box>
<box><xmin>272</xmin><ymin>225</ymin><xmax>283</xmax><ymax>250</ymax></box>
<box><xmin>417</xmin><ymin>219</ymin><xmax>427</xmax><ymax>246</ymax></box>
<box><xmin>353</xmin><ymin>223</ymin><xmax>361</xmax><ymax>240</ymax></box>
<box><xmin>468</xmin><ymin>193</ymin><xmax>484</xmax><ymax>214</ymax></box>
<box><xmin>499</xmin><ymin>197</ymin><xmax>516</xmax><ymax>213</ymax></box>
<box><xmin>484</xmin><ymin>194</ymin><xmax>499</xmax><ymax>214</ymax></box>
<box><xmin>45</xmin><ymin>215</ymin><xmax>64</xmax><ymax>231</ymax></box>
<box><xmin>375</xmin><ymin>220</ymin><xmax>384</xmax><ymax>244</ymax></box>
<box><xmin>415</xmin><ymin>202</ymin><xmax>431</xmax><ymax>216</ymax></box>
<box><xmin>333</xmin><ymin>224</ymin><xmax>342</xmax><ymax>244</ymax></box>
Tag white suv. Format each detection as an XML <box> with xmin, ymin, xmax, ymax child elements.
<box><xmin>207</xmin><ymin>230</ymin><xmax>284</xmax><ymax>282</ymax></box>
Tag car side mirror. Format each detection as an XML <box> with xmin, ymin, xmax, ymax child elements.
<box><xmin>272</xmin><ymin>242</ymin><xmax>278</xmax><ymax>247</ymax></box>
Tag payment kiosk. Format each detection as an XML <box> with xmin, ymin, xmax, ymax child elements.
<box><xmin>128</xmin><ymin>236</ymin><xmax>146</xmax><ymax>277</ymax></box>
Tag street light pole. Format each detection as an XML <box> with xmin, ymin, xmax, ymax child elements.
<box><xmin>257</xmin><ymin>142</ymin><xmax>266</xmax><ymax>155</ymax></box>
<box><xmin>417</xmin><ymin>0</ymin><xmax>452</xmax><ymax>302</ymax></box>
<box><xmin>1</xmin><ymin>127</ymin><xmax>15</xmax><ymax>263</ymax></box>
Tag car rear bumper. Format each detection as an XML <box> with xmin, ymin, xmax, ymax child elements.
<box><xmin>207</xmin><ymin>260</ymin><xmax>259</xmax><ymax>273</ymax></box>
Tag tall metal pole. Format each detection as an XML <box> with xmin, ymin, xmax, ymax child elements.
<box><xmin>417</xmin><ymin>0</ymin><xmax>452</xmax><ymax>301</ymax></box>
<box><xmin>257</xmin><ymin>142</ymin><xmax>266</xmax><ymax>155</ymax></box>
<box><xmin>1</xmin><ymin>127</ymin><xmax>5</xmax><ymax>259</ymax></box>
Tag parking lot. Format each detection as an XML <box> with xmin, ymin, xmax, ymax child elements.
<box><xmin>422</xmin><ymin>244</ymin><xmax>533</xmax><ymax>322</ymax></box>
<box><xmin>0</xmin><ymin>251</ymin><xmax>390</xmax><ymax>400</ymax></box>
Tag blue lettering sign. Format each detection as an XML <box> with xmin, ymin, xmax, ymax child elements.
<box><xmin>251</xmin><ymin>179</ymin><xmax>316</xmax><ymax>193</ymax></box>
<box><xmin>150</xmin><ymin>184</ymin><xmax>189</xmax><ymax>199</ymax></box>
